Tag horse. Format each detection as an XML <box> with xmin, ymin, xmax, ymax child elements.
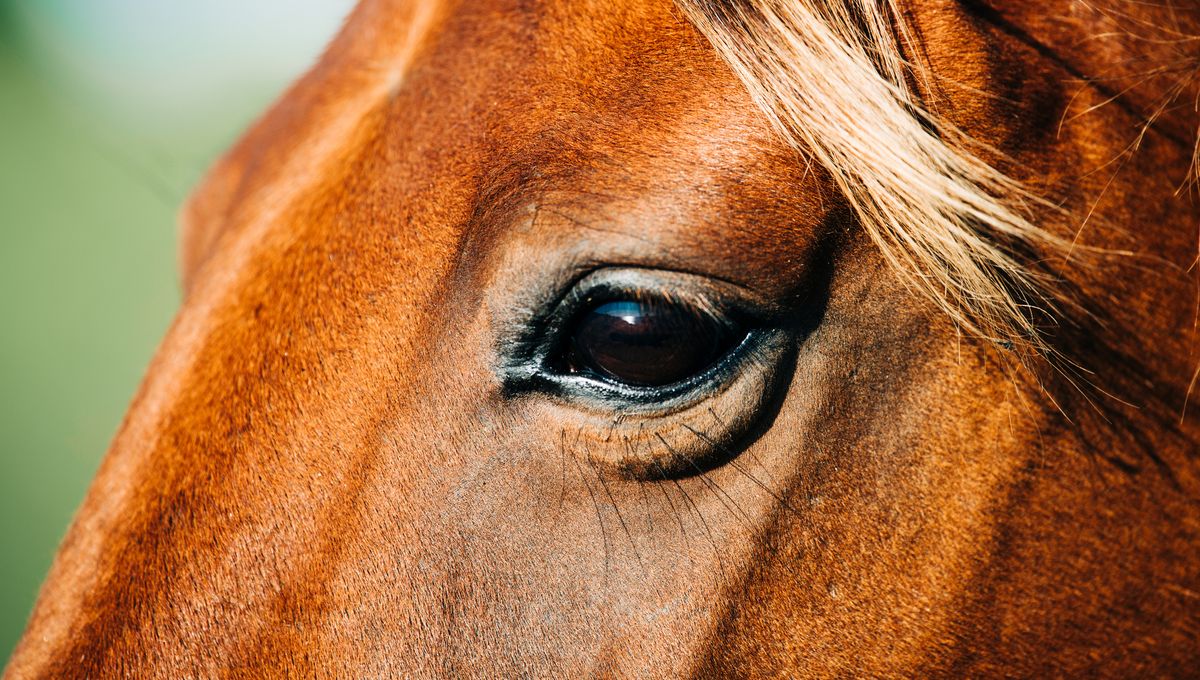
<box><xmin>6</xmin><ymin>0</ymin><xmax>1200</xmax><ymax>676</ymax></box>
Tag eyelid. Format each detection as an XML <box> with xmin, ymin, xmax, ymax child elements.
<box><xmin>558</xmin><ymin>296</ymin><xmax>747</xmax><ymax>386</ymax></box>
<box><xmin>561</xmin><ymin>287</ymin><xmax>742</xmax><ymax>341</ymax></box>
<box><xmin>560</xmin><ymin>267</ymin><xmax>775</xmax><ymax>323</ymax></box>
<box><xmin>498</xmin><ymin>267</ymin><xmax>784</xmax><ymax>408</ymax></box>
<box><xmin>539</xmin><ymin>274</ymin><xmax>756</xmax><ymax>362</ymax></box>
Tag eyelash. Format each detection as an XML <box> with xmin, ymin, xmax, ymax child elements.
<box><xmin>501</xmin><ymin>263</ymin><xmax>794</xmax><ymax>377</ymax></box>
<box><xmin>507</xmin><ymin>314</ymin><xmax>763</xmax><ymax>413</ymax></box>
<box><xmin>548</xmin><ymin>295</ymin><xmax>737</xmax><ymax>367</ymax></box>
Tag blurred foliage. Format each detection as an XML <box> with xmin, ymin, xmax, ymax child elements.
<box><xmin>0</xmin><ymin>45</ymin><xmax>180</xmax><ymax>664</ymax></box>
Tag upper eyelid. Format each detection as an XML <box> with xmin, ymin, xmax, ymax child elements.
<box><xmin>553</xmin><ymin>267</ymin><xmax>772</xmax><ymax>317</ymax></box>
<box><xmin>536</xmin><ymin>281</ymin><xmax>753</xmax><ymax>365</ymax></box>
<box><xmin>498</xmin><ymin>266</ymin><xmax>778</xmax><ymax>364</ymax></box>
<box><xmin>562</xmin><ymin>287</ymin><xmax>733</xmax><ymax>328</ymax></box>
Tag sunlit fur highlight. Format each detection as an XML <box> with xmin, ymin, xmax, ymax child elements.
<box><xmin>676</xmin><ymin>0</ymin><xmax>1072</xmax><ymax>352</ymax></box>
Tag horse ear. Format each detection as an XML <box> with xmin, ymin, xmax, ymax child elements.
<box><xmin>173</xmin><ymin>1</ymin><xmax>416</xmax><ymax>296</ymax></box>
<box><xmin>178</xmin><ymin>153</ymin><xmax>244</xmax><ymax>295</ymax></box>
<box><xmin>174</xmin><ymin>11</ymin><xmax>345</xmax><ymax>295</ymax></box>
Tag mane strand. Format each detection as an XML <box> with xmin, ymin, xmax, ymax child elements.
<box><xmin>676</xmin><ymin>0</ymin><xmax>1071</xmax><ymax>354</ymax></box>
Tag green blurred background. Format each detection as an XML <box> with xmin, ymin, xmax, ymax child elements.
<box><xmin>0</xmin><ymin>0</ymin><xmax>350</xmax><ymax>664</ymax></box>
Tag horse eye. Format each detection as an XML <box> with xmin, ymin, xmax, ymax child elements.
<box><xmin>560</xmin><ymin>298</ymin><xmax>741</xmax><ymax>387</ymax></box>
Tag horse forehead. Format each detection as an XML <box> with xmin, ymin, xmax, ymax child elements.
<box><xmin>359</xmin><ymin>0</ymin><xmax>744</xmax><ymax>208</ymax></box>
<box><xmin>166</xmin><ymin>0</ymin><xmax>771</xmax><ymax>440</ymax></box>
<box><xmin>180</xmin><ymin>0</ymin><xmax>741</xmax><ymax>289</ymax></box>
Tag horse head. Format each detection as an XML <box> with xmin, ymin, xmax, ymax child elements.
<box><xmin>8</xmin><ymin>0</ymin><xmax>1200</xmax><ymax>676</ymax></box>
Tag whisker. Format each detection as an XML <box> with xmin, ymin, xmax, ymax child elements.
<box><xmin>587</xmin><ymin>455</ymin><xmax>648</xmax><ymax>577</ymax></box>
<box><xmin>650</xmin><ymin>450</ymin><xmax>728</xmax><ymax>583</ymax></box>
<box><xmin>624</xmin><ymin>434</ymin><xmax>656</xmax><ymax>533</ymax></box>
<box><xmin>570</xmin><ymin>448</ymin><xmax>611</xmax><ymax>585</ymax></box>
<box><xmin>656</xmin><ymin>433</ymin><xmax>756</xmax><ymax>530</ymax></box>
<box><xmin>646</xmin><ymin>454</ymin><xmax>695</xmax><ymax>567</ymax></box>
<box><xmin>708</xmin><ymin>404</ymin><xmax>780</xmax><ymax>489</ymax></box>
<box><xmin>682</xmin><ymin>424</ymin><xmax>799</xmax><ymax>516</ymax></box>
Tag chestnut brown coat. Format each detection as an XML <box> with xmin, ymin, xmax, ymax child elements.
<box><xmin>6</xmin><ymin>0</ymin><xmax>1200</xmax><ymax>677</ymax></box>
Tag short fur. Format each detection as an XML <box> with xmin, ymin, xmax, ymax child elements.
<box><xmin>6</xmin><ymin>0</ymin><xmax>1200</xmax><ymax>677</ymax></box>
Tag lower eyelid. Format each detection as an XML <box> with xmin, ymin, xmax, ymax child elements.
<box><xmin>526</xmin><ymin>328</ymin><xmax>784</xmax><ymax>411</ymax></box>
<box><xmin>514</xmin><ymin>330</ymin><xmax>792</xmax><ymax>479</ymax></box>
<box><xmin>497</xmin><ymin>267</ymin><xmax>782</xmax><ymax>396</ymax></box>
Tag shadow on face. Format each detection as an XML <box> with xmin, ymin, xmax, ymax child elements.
<box><xmin>12</xmin><ymin>0</ymin><xmax>1200</xmax><ymax>677</ymax></box>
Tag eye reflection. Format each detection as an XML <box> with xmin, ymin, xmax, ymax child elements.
<box><xmin>561</xmin><ymin>297</ymin><xmax>741</xmax><ymax>387</ymax></box>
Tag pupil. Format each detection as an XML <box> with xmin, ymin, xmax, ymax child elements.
<box><xmin>565</xmin><ymin>298</ymin><xmax>731</xmax><ymax>387</ymax></box>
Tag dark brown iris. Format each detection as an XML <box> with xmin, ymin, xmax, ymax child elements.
<box><xmin>563</xmin><ymin>298</ymin><xmax>736</xmax><ymax>387</ymax></box>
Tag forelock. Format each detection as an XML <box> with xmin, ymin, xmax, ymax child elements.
<box><xmin>675</xmin><ymin>0</ymin><xmax>1072</xmax><ymax>355</ymax></box>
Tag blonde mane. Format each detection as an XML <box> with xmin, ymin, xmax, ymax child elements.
<box><xmin>676</xmin><ymin>0</ymin><xmax>1070</xmax><ymax>353</ymax></box>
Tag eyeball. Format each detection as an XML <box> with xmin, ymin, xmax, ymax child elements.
<box><xmin>560</xmin><ymin>298</ymin><xmax>743</xmax><ymax>388</ymax></box>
